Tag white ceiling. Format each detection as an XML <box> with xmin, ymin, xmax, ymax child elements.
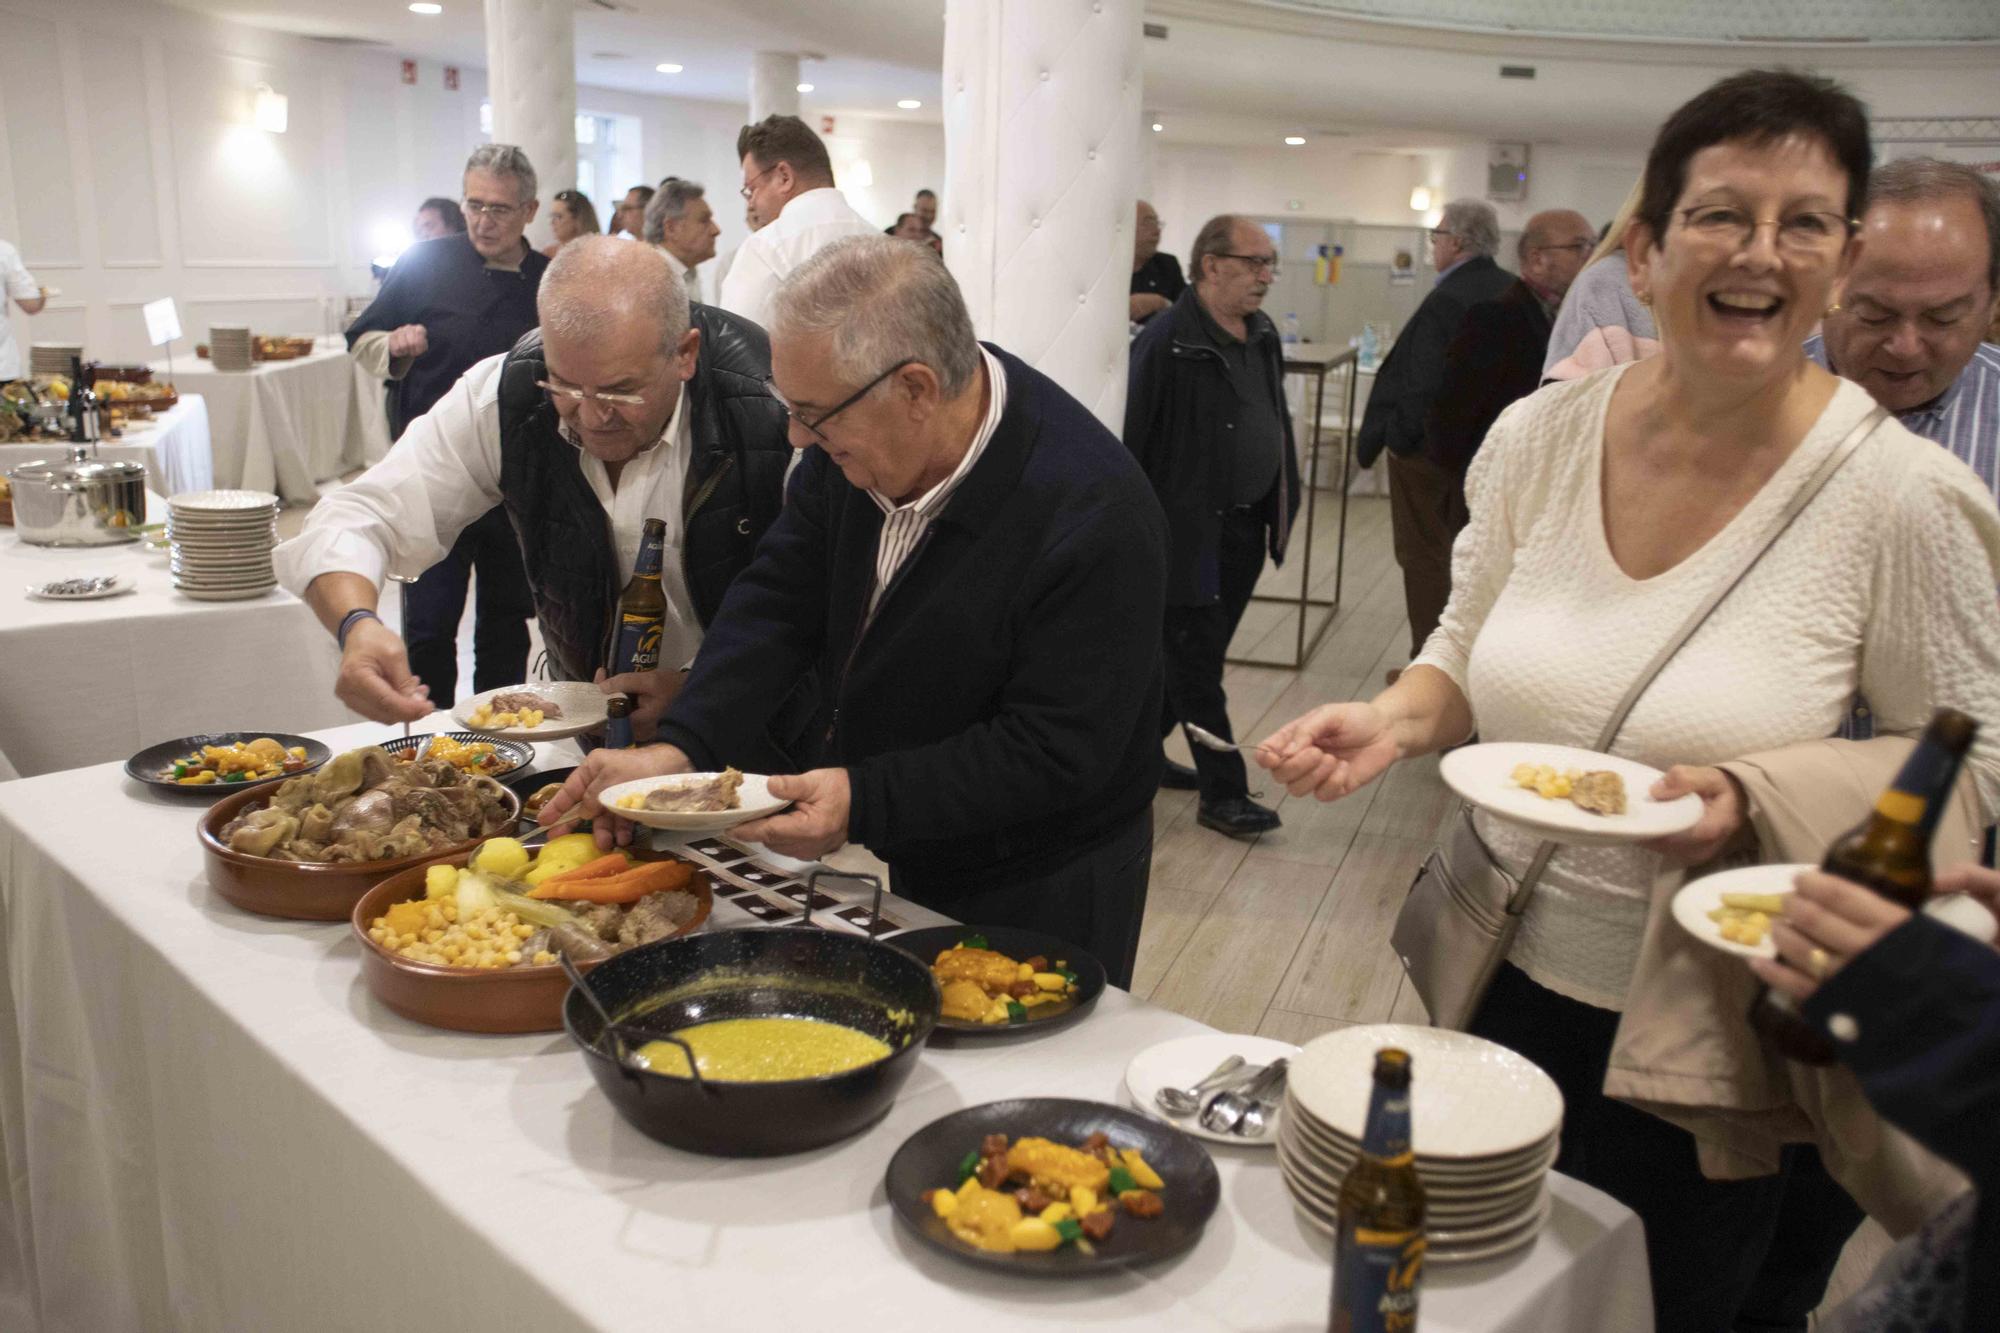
<box><xmin>166</xmin><ymin>0</ymin><xmax>1999</xmax><ymax>153</ymax></box>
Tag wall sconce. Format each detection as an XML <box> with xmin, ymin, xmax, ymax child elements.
<box><xmin>253</xmin><ymin>84</ymin><xmax>289</xmax><ymax>134</ymax></box>
<box><xmin>1409</xmin><ymin>185</ymin><xmax>1432</xmax><ymax>212</ymax></box>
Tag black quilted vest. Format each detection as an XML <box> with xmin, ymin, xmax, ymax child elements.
<box><xmin>493</xmin><ymin>304</ymin><xmax>792</xmax><ymax>681</ymax></box>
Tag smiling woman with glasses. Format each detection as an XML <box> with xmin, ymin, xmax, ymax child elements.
<box><xmin>1258</xmin><ymin>68</ymin><xmax>2000</xmax><ymax>1333</ymax></box>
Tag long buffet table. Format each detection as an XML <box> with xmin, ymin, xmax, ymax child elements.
<box><xmin>0</xmin><ymin>395</ymin><xmax>215</xmax><ymax>499</ymax></box>
<box><xmin>0</xmin><ymin>718</ymin><xmax>1654</xmax><ymax>1332</ymax></box>
<box><xmin>0</xmin><ymin>504</ymin><xmax>354</xmax><ymax>780</ymax></box>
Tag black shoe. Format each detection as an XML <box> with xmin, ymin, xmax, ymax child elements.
<box><xmin>1160</xmin><ymin>759</ymin><xmax>1201</xmax><ymax>790</ymax></box>
<box><xmin>1197</xmin><ymin>796</ymin><xmax>1281</xmax><ymax>838</ymax></box>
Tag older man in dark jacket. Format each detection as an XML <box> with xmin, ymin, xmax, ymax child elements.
<box><xmin>278</xmin><ymin>236</ymin><xmax>792</xmax><ymax>741</ymax></box>
<box><xmin>1124</xmin><ymin>215</ymin><xmax>1302</xmax><ymax>837</ymax></box>
<box><xmin>1358</xmin><ymin>198</ymin><xmax>1513</xmax><ymax>669</ymax></box>
<box><xmin>542</xmin><ymin>237</ymin><xmax>1169</xmax><ymax>986</ymax></box>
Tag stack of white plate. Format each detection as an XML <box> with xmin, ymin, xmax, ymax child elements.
<box><xmin>1279</xmin><ymin>1024</ymin><xmax>1564</xmax><ymax>1264</ymax></box>
<box><xmin>31</xmin><ymin>343</ymin><xmax>83</xmax><ymax>378</ymax></box>
<box><xmin>168</xmin><ymin>489</ymin><xmax>280</xmax><ymax>600</ymax></box>
<box><xmin>209</xmin><ymin>326</ymin><xmax>253</xmax><ymax>373</ymax></box>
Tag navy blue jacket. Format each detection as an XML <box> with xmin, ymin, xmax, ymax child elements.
<box><xmin>1124</xmin><ymin>290</ymin><xmax>1302</xmax><ymax>606</ymax></box>
<box><xmin>1806</xmin><ymin>915</ymin><xmax>2000</xmax><ymax>1330</ymax></box>
<box><xmin>658</xmin><ymin>346</ymin><xmax>1169</xmax><ymax>886</ymax></box>
<box><xmin>347</xmin><ymin>234</ymin><xmax>548</xmax><ymax>439</ymax></box>
<box><xmin>1357</xmin><ymin>253</ymin><xmax>1514</xmax><ymax>468</ymax></box>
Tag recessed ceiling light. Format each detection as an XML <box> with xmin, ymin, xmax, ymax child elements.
<box><xmin>408</xmin><ymin>3</ymin><xmax>442</xmax><ymax>13</ymax></box>
<box><xmin>656</xmin><ymin>62</ymin><xmax>683</xmax><ymax>74</ymax></box>
<box><xmin>897</xmin><ymin>99</ymin><xmax>922</xmax><ymax>110</ymax></box>
<box><xmin>1284</xmin><ymin>135</ymin><xmax>1306</xmax><ymax>146</ymax></box>
<box><xmin>796</xmin><ymin>82</ymin><xmax>814</xmax><ymax>93</ymax></box>
<box><xmin>1151</xmin><ymin>122</ymin><xmax>1163</xmax><ymax>132</ymax></box>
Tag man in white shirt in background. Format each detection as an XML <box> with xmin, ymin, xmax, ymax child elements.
<box><xmin>642</xmin><ymin>177</ymin><xmax>721</xmax><ymax>306</ymax></box>
<box><xmin>718</xmin><ymin>115</ymin><xmax>879</xmax><ymax>330</ymax></box>
<box><xmin>276</xmin><ymin>237</ymin><xmax>793</xmax><ymax>738</ymax></box>
<box><xmin>0</xmin><ymin>237</ymin><xmax>47</xmax><ymax>381</ymax></box>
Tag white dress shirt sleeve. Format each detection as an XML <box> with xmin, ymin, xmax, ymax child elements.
<box><xmin>273</xmin><ymin>353</ymin><xmax>508</xmax><ymax>595</ymax></box>
<box><xmin>716</xmin><ymin>237</ymin><xmax>782</xmax><ymax>330</ymax></box>
<box><xmin>1</xmin><ymin>243</ymin><xmax>36</xmax><ymax>301</ymax></box>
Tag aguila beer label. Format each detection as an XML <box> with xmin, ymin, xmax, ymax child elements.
<box><xmin>1334</xmin><ymin>1228</ymin><xmax>1424</xmax><ymax>1332</ymax></box>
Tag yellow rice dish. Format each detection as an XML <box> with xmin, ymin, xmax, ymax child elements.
<box><xmin>634</xmin><ymin>1016</ymin><xmax>891</xmax><ymax>1082</ymax></box>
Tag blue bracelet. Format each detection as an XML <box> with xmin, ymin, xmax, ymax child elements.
<box><xmin>336</xmin><ymin>608</ymin><xmax>382</xmax><ymax>650</ymax></box>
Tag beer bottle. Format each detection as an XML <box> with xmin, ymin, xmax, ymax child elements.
<box><xmin>604</xmin><ymin>695</ymin><xmax>634</xmax><ymax>751</ymax></box>
<box><xmin>607</xmin><ymin>518</ymin><xmax>668</xmax><ymax>678</ymax></box>
<box><xmin>1751</xmin><ymin>707</ymin><xmax>1979</xmax><ymax>1065</ymax></box>
<box><xmin>1331</xmin><ymin>1048</ymin><xmax>1426</xmax><ymax>1333</ymax></box>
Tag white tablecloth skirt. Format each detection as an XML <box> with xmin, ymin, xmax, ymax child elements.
<box><xmin>152</xmin><ymin>342</ymin><xmax>389</xmax><ymax>503</ymax></box>
<box><xmin>0</xmin><ymin>717</ymin><xmax>1655</xmax><ymax>1333</ymax></box>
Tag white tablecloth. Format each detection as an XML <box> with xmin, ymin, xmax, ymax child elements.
<box><xmin>0</xmin><ymin>511</ymin><xmax>355</xmax><ymax>779</ymax></box>
<box><xmin>152</xmin><ymin>342</ymin><xmax>389</xmax><ymax>504</ymax></box>
<box><xmin>0</xmin><ymin>396</ymin><xmax>214</xmax><ymax>499</ymax></box>
<box><xmin>0</xmin><ymin>719</ymin><xmax>1654</xmax><ymax>1333</ymax></box>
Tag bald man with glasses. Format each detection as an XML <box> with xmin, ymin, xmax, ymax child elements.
<box><xmin>284</xmin><ymin>237</ymin><xmax>792</xmax><ymax>741</ymax></box>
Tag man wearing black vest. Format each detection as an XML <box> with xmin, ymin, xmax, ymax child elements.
<box><xmin>277</xmin><ymin>236</ymin><xmax>791</xmax><ymax>737</ymax></box>
<box><xmin>346</xmin><ymin>144</ymin><xmax>549</xmax><ymax>707</ymax></box>
<box><xmin>539</xmin><ymin>237</ymin><xmax>1169</xmax><ymax>987</ymax></box>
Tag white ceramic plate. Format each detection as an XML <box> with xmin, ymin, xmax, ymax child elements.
<box><xmin>1283</xmin><ymin>1169</ymin><xmax>1553</xmax><ymax>1264</ymax></box>
<box><xmin>1123</xmin><ymin>1032</ymin><xmax>1301</xmax><ymax>1146</ymax></box>
<box><xmin>1281</xmin><ymin>1116</ymin><xmax>1557</xmax><ymax>1201</ymax></box>
<box><xmin>26</xmin><ymin>574</ymin><xmax>132</xmax><ymax>601</ymax></box>
<box><xmin>1439</xmin><ymin>742</ymin><xmax>1703</xmax><ymax>848</ymax></box>
<box><xmin>1286</xmin><ymin>1102</ymin><xmax>1558</xmax><ymax>1179</ymax></box>
<box><xmin>176</xmin><ymin>583</ymin><xmax>277</xmax><ymax>601</ymax></box>
<box><xmin>598</xmin><ymin>772</ymin><xmax>789</xmax><ymax>832</ymax></box>
<box><xmin>168</xmin><ymin>489</ymin><xmax>280</xmax><ymax>513</ymax></box>
<box><xmin>452</xmin><ymin>681</ymin><xmax>610</xmax><ymax>742</ymax></box>
<box><xmin>1673</xmin><ymin>863</ymin><xmax>2000</xmax><ymax>961</ymax></box>
<box><xmin>1289</xmin><ymin>1024</ymin><xmax>1564</xmax><ymax>1160</ymax></box>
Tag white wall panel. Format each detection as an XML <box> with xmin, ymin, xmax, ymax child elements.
<box><xmin>166</xmin><ymin>46</ymin><xmax>335</xmax><ymax>268</ymax></box>
<box><xmin>2</xmin><ymin>11</ymin><xmax>83</xmax><ymax>267</ymax></box>
<box><xmin>86</xmin><ymin>28</ymin><xmax>165</xmax><ymax>269</ymax></box>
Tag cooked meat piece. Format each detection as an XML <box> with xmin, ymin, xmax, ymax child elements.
<box><xmin>488</xmin><ymin>690</ymin><xmax>561</xmax><ymax>718</ymax></box>
<box><xmin>570</xmin><ymin>902</ymin><xmax>625</xmax><ymax>942</ymax></box>
<box><xmin>328</xmin><ymin>789</ymin><xmax>396</xmax><ymax>839</ymax></box>
<box><xmin>224</xmin><ymin>808</ymin><xmax>298</xmax><ymax>857</ymax></box>
<box><xmin>617</xmin><ymin>890</ymin><xmax>699</xmax><ymax>946</ymax></box>
<box><xmin>1014</xmin><ymin>1186</ymin><xmax>1055</xmax><ymax>1214</ymax></box>
<box><xmin>1079</xmin><ymin>1209</ymin><xmax>1116</xmax><ymax>1242</ymax></box>
<box><xmin>642</xmin><ymin>767</ymin><xmax>744</xmax><ymax>813</ymax></box>
<box><xmin>981</xmin><ymin>1133</ymin><xmax>1010</xmax><ymax>1158</ymax></box>
<box><xmin>220</xmin><ymin>744</ymin><xmax>513</xmax><ymax>863</ymax></box>
<box><xmin>523</xmin><ymin>783</ymin><xmax>563</xmax><ymax>818</ymax></box>
<box><xmin>1569</xmin><ymin>770</ymin><xmax>1627</xmax><ymax>816</ymax></box>
<box><xmin>977</xmin><ymin>1153</ymin><xmax>1011</xmax><ymax>1190</ymax></box>
<box><xmin>1082</xmin><ymin>1132</ymin><xmax>1110</xmax><ymax>1154</ymax></box>
<box><xmin>1119</xmin><ymin>1189</ymin><xmax>1163</xmax><ymax>1218</ymax></box>
<box><xmin>546</xmin><ymin>921</ymin><xmax>615</xmax><ymax>961</ymax></box>
<box><xmin>1022</xmin><ymin>955</ymin><xmax>1048</xmax><ymax>972</ymax></box>
<box><xmin>932</xmin><ymin>947</ymin><xmax>1023</xmax><ymax>992</ymax></box>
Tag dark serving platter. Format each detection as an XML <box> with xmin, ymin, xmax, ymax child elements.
<box><xmin>380</xmin><ymin>732</ymin><xmax>534</xmax><ymax>781</ymax></box>
<box><xmin>885</xmin><ymin>1098</ymin><xmax>1221</xmax><ymax>1276</ymax></box>
<box><xmin>883</xmin><ymin>924</ymin><xmax>1107</xmax><ymax>1039</ymax></box>
<box><xmin>124</xmin><ymin>731</ymin><xmax>331</xmax><ymax>798</ymax></box>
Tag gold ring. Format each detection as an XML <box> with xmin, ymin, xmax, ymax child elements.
<box><xmin>1808</xmin><ymin>947</ymin><xmax>1832</xmax><ymax>979</ymax></box>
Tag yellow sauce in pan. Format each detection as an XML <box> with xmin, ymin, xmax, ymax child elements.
<box><xmin>635</xmin><ymin>1017</ymin><xmax>891</xmax><ymax>1081</ymax></box>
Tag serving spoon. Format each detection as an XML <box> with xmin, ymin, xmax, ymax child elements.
<box><xmin>1184</xmin><ymin>723</ymin><xmax>1277</xmax><ymax>756</ymax></box>
<box><xmin>1234</xmin><ymin>1062</ymin><xmax>1291</xmax><ymax>1139</ymax></box>
<box><xmin>1200</xmin><ymin>1058</ymin><xmax>1290</xmax><ymax>1136</ymax></box>
<box><xmin>1154</xmin><ymin>1054</ymin><xmax>1256</xmax><ymax>1117</ymax></box>
<box><xmin>559</xmin><ymin>953</ymin><xmax>675</xmax><ymax>1079</ymax></box>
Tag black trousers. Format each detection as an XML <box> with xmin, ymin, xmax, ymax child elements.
<box><xmin>890</xmin><ymin>809</ymin><xmax>1152</xmax><ymax>990</ymax></box>
<box><xmin>1469</xmin><ymin>963</ymin><xmax>1861</xmax><ymax>1333</ymax></box>
<box><xmin>402</xmin><ymin>505</ymin><xmax>534</xmax><ymax>707</ymax></box>
<box><xmin>1160</xmin><ymin>507</ymin><xmax>1268</xmax><ymax>804</ymax></box>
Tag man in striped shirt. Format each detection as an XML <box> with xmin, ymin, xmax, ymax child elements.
<box><xmin>1810</xmin><ymin>157</ymin><xmax>2000</xmax><ymax>499</ymax></box>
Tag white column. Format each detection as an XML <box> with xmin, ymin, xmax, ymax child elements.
<box><xmin>749</xmin><ymin>52</ymin><xmax>801</xmax><ymax>125</ymax></box>
<box><xmin>941</xmin><ymin>0</ymin><xmax>1141</xmax><ymax>432</ymax></box>
<box><xmin>483</xmin><ymin>0</ymin><xmax>576</xmax><ymax>251</ymax></box>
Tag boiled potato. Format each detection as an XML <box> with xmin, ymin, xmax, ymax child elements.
<box><xmin>425</xmin><ymin>864</ymin><xmax>460</xmax><ymax>901</ymax></box>
<box><xmin>471</xmin><ymin>837</ymin><xmax>531</xmax><ymax>880</ymax></box>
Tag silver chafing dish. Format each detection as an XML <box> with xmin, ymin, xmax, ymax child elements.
<box><xmin>8</xmin><ymin>445</ymin><xmax>147</xmax><ymax>546</ymax></box>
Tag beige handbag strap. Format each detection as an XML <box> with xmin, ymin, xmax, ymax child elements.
<box><xmin>1499</xmin><ymin>405</ymin><xmax>1887</xmax><ymax>915</ymax></box>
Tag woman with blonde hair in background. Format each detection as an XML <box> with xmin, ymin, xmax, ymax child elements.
<box><xmin>541</xmin><ymin>189</ymin><xmax>601</xmax><ymax>258</ymax></box>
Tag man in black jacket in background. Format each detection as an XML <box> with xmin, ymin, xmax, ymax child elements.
<box><xmin>1357</xmin><ymin>198</ymin><xmax>1513</xmax><ymax>669</ymax></box>
<box><xmin>542</xmin><ymin>237</ymin><xmax>1169</xmax><ymax>987</ymax></box>
<box><xmin>279</xmin><ymin>237</ymin><xmax>791</xmax><ymax>740</ymax></box>
<box><xmin>1125</xmin><ymin>214</ymin><xmax>1301</xmax><ymax>837</ymax></box>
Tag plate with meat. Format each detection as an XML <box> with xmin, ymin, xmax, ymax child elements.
<box><xmin>882</xmin><ymin>925</ymin><xmax>1107</xmax><ymax>1039</ymax></box>
<box><xmin>452</xmin><ymin>681</ymin><xmax>609</xmax><ymax>741</ymax></box>
<box><xmin>1439</xmin><ymin>742</ymin><xmax>1703</xmax><ymax>848</ymax></box>
<box><xmin>125</xmin><ymin>731</ymin><xmax>330</xmax><ymax>797</ymax></box>
<box><xmin>598</xmin><ymin>768</ymin><xmax>790</xmax><ymax>833</ymax></box>
<box><xmin>885</xmin><ymin>1099</ymin><xmax>1220</xmax><ymax>1275</ymax></box>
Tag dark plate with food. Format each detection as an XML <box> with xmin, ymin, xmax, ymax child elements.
<box><xmin>883</xmin><ymin>925</ymin><xmax>1106</xmax><ymax>1040</ymax></box>
<box><xmin>353</xmin><ymin>835</ymin><xmax>712</xmax><ymax>1033</ymax></box>
<box><xmin>381</xmin><ymin>732</ymin><xmax>534</xmax><ymax>781</ymax></box>
<box><xmin>886</xmin><ymin>1098</ymin><xmax>1220</xmax><ymax>1276</ymax></box>
<box><xmin>199</xmin><ymin>745</ymin><xmax>520</xmax><ymax>920</ymax></box>
<box><xmin>124</xmin><ymin>731</ymin><xmax>330</xmax><ymax>797</ymax></box>
<box><xmin>507</xmin><ymin>766</ymin><xmax>577</xmax><ymax>826</ymax></box>
<box><xmin>563</xmin><ymin>927</ymin><xmax>940</xmax><ymax>1156</ymax></box>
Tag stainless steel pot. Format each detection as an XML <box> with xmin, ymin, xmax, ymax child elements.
<box><xmin>8</xmin><ymin>447</ymin><xmax>147</xmax><ymax>546</ymax></box>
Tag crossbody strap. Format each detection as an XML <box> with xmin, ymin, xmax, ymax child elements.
<box><xmin>1500</xmin><ymin>404</ymin><xmax>1887</xmax><ymax>913</ymax></box>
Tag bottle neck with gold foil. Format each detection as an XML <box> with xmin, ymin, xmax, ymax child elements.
<box><xmin>1360</xmin><ymin>1050</ymin><xmax>1414</xmax><ymax>1166</ymax></box>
